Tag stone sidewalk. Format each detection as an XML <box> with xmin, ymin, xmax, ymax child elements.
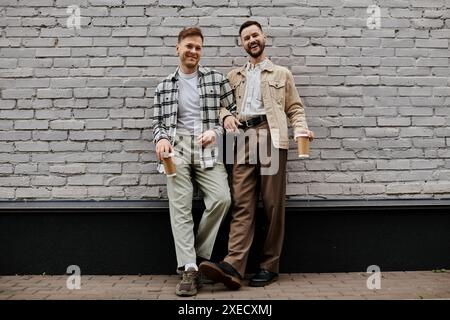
<box><xmin>0</xmin><ymin>271</ymin><xmax>449</xmax><ymax>300</ymax></box>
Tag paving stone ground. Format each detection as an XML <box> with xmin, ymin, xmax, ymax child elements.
<box><xmin>0</xmin><ymin>271</ymin><xmax>449</xmax><ymax>300</ymax></box>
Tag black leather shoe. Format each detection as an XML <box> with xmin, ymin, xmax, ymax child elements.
<box><xmin>249</xmin><ymin>269</ymin><xmax>278</xmax><ymax>287</ymax></box>
<box><xmin>199</xmin><ymin>261</ymin><xmax>241</xmax><ymax>290</ymax></box>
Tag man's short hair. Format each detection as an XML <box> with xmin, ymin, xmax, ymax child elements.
<box><xmin>178</xmin><ymin>26</ymin><xmax>204</xmax><ymax>43</ymax></box>
<box><xmin>239</xmin><ymin>20</ymin><xmax>263</xmax><ymax>37</ymax></box>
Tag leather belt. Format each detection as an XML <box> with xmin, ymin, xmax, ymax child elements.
<box><xmin>239</xmin><ymin>115</ymin><xmax>267</xmax><ymax>129</ymax></box>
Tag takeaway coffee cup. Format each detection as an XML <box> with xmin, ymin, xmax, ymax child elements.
<box><xmin>297</xmin><ymin>134</ymin><xmax>310</xmax><ymax>158</ymax></box>
<box><xmin>162</xmin><ymin>153</ymin><xmax>176</xmax><ymax>177</ymax></box>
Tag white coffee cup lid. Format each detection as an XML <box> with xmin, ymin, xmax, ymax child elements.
<box><xmin>297</xmin><ymin>133</ymin><xmax>309</xmax><ymax>138</ymax></box>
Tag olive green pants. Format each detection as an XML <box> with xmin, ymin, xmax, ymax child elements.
<box><xmin>166</xmin><ymin>135</ymin><xmax>231</xmax><ymax>269</ymax></box>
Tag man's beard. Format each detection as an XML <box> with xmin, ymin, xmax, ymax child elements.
<box><xmin>245</xmin><ymin>41</ymin><xmax>265</xmax><ymax>58</ymax></box>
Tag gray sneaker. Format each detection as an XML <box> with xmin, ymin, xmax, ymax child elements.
<box><xmin>175</xmin><ymin>267</ymin><xmax>199</xmax><ymax>297</ymax></box>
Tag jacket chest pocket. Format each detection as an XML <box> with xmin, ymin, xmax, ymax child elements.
<box><xmin>268</xmin><ymin>80</ymin><xmax>286</xmax><ymax>104</ymax></box>
<box><xmin>205</xmin><ymin>85</ymin><xmax>220</xmax><ymax>97</ymax></box>
<box><xmin>231</xmin><ymin>79</ymin><xmax>244</xmax><ymax>99</ymax></box>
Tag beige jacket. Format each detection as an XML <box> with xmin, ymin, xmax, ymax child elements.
<box><xmin>220</xmin><ymin>59</ymin><xmax>308</xmax><ymax>149</ymax></box>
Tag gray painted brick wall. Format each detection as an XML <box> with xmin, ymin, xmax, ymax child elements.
<box><xmin>1</xmin><ymin>0</ymin><xmax>449</xmax><ymax>200</ymax></box>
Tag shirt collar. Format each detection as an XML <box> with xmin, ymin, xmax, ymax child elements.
<box><xmin>238</xmin><ymin>58</ymin><xmax>274</xmax><ymax>75</ymax></box>
<box><xmin>246</xmin><ymin>58</ymin><xmax>269</xmax><ymax>71</ymax></box>
<box><xmin>170</xmin><ymin>65</ymin><xmax>207</xmax><ymax>81</ymax></box>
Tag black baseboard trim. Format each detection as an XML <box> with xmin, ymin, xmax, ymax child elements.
<box><xmin>1</xmin><ymin>199</ymin><xmax>449</xmax><ymax>275</ymax></box>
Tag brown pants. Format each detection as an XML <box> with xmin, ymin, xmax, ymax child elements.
<box><xmin>224</xmin><ymin>122</ymin><xmax>287</xmax><ymax>277</ymax></box>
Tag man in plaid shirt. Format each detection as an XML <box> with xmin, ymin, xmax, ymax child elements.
<box><xmin>151</xmin><ymin>27</ymin><xmax>236</xmax><ymax>297</ymax></box>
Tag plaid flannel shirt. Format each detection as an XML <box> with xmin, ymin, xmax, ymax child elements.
<box><xmin>152</xmin><ymin>65</ymin><xmax>236</xmax><ymax>171</ymax></box>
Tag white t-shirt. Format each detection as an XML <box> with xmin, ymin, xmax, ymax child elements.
<box><xmin>177</xmin><ymin>70</ymin><xmax>201</xmax><ymax>135</ymax></box>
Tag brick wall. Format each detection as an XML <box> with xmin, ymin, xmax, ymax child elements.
<box><xmin>1</xmin><ymin>0</ymin><xmax>449</xmax><ymax>200</ymax></box>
